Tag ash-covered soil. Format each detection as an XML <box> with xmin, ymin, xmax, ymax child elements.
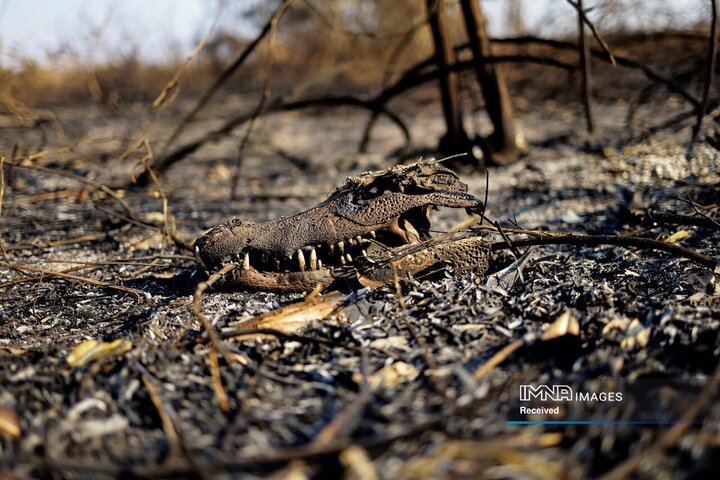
<box><xmin>1</xmin><ymin>97</ymin><xmax>719</xmax><ymax>479</ymax></box>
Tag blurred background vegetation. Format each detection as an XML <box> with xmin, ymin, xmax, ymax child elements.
<box><xmin>0</xmin><ymin>0</ymin><xmax>711</xmax><ymax>107</ymax></box>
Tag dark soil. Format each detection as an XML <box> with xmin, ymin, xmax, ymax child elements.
<box><xmin>1</xmin><ymin>91</ymin><xmax>719</xmax><ymax>479</ymax></box>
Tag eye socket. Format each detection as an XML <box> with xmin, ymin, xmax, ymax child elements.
<box><xmin>357</xmin><ymin>184</ymin><xmax>384</xmax><ymax>202</ymax></box>
<box><xmin>433</xmin><ymin>173</ymin><xmax>455</xmax><ymax>185</ymax></box>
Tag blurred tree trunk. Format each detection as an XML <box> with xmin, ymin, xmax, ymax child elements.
<box><xmin>460</xmin><ymin>0</ymin><xmax>520</xmax><ymax>165</ymax></box>
<box><xmin>577</xmin><ymin>0</ymin><xmax>595</xmax><ymax>134</ymax></box>
<box><xmin>426</xmin><ymin>0</ymin><xmax>471</xmax><ymax>156</ymax></box>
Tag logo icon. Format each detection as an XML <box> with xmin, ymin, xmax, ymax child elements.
<box><xmin>519</xmin><ymin>384</ymin><xmax>573</xmax><ymax>402</ymax></box>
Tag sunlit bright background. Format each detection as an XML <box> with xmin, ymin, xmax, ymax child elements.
<box><xmin>0</xmin><ymin>0</ymin><xmax>709</xmax><ymax>68</ymax></box>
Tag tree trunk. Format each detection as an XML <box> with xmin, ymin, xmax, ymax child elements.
<box><xmin>577</xmin><ymin>0</ymin><xmax>595</xmax><ymax>134</ymax></box>
<box><xmin>460</xmin><ymin>0</ymin><xmax>520</xmax><ymax>165</ymax></box>
<box><xmin>426</xmin><ymin>0</ymin><xmax>471</xmax><ymax>156</ymax></box>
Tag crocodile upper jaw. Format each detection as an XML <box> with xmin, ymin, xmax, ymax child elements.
<box><xmin>197</xmin><ymin>203</ymin><xmax>478</xmax><ymax>292</ymax></box>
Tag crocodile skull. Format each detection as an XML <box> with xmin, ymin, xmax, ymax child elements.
<box><xmin>195</xmin><ymin>161</ymin><xmax>487</xmax><ymax>291</ymax></box>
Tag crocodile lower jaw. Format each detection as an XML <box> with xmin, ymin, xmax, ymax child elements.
<box><xmin>216</xmin><ymin>235</ymin><xmax>491</xmax><ymax>293</ymax></box>
<box><xmin>219</xmin><ymin>265</ymin><xmax>335</xmax><ymax>292</ymax></box>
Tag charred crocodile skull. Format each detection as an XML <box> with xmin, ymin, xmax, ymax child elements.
<box><xmin>195</xmin><ymin>161</ymin><xmax>489</xmax><ymax>291</ymax></box>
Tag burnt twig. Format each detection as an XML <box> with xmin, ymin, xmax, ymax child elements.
<box><xmin>487</xmin><ymin>233</ymin><xmax>717</xmax><ymax>270</ymax></box>
<box><xmin>138</xmin><ymin>364</ymin><xmax>211</xmax><ymax>480</ymax></box>
<box><xmin>311</xmin><ymin>349</ymin><xmax>372</xmax><ymax>447</ymax></box>
<box><xmin>491</xmin><ymin>220</ymin><xmax>522</xmax><ymax>259</ymax></box>
<box><xmin>192</xmin><ymin>263</ymin><xmax>243</xmax><ymax>412</ymax></box>
<box><xmin>0</xmin><ymin>262</ymin><xmax>152</xmax><ymax>303</ymax></box>
<box><xmin>627</xmin><ymin>208</ymin><xmax>720</xmax><ymax>231</ymax></box>
<box><xmin>473</xmin><ymin>339</ymin><xmax>524</xmax><ymax>381</ymax></box>
<box><xmin>683</xmin><ymin>196</ymin><xmax>720</xmax><ymax>229</ymax></box>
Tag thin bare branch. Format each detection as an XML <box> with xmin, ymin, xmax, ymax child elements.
<box><xmin>151</xmin><ymin>1</ymin><xmax>224</xmax><ymax>111</ymax></box>
<box><xmin>565</xmin><ymin>0</ymin><xmax>617</xmax><ymax>65</ymax></box>
<box><xmin>230</xmin><ymin>0</ymin><xmax>293</xmax><ymax>199</ymax></box>
<box><xmin>156</xmin><ymin>96</ymin><xmax>412</xmax><ymax>175</ymax></box>
<box><xmin>159</xmin><ymin>0</ymin><xmax>294</xmax><ymax>159</ymax></box>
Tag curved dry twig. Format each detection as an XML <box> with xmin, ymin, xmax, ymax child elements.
<box><xmin>191</xmin><ymin>262</ymin><xmax>242</xmax><ymax>412</ymax></box>
<box><xmin>411</xmin><ymin>36</ymin><xmax>699</xmax><ymax>108</ymax></box>
<box><xmin>359</xmin><ymin>54</ymin><xmax>575</xmax><ymax>151</ymax></box>
<box><xmin>3</xmin><ymin>159</ymin><xmax>133</xmax><ymax>216</ymax></box>
<box><xmin>0</xmin><ymin>262</ymin><xmax>152</xmax><ymax>303</ymax></box>
<box><xmin>152</xmin><ymin>33</ymin><xmax>702</xmax><ymax>175</ymax></box>
<box><xmin>155</xmin><ymin>96</ymin><xmax>412</xmax><ymax>176</ymax></box>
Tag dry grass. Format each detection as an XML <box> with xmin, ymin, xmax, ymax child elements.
<box><xmin>0</xmin><ymin>59</ymin><xmax>221</xmax><ymax>107</ymax></box>
<box><xmin>2</xmin><ymin>27</ymin><xmax>707</xmax><ymax>112</ymax></box>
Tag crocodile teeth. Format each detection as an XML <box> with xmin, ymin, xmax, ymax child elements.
<box><xmin>362</xmin><ymin>249</ymin><xmax>367</xmax><ymax>257</ymax></box>
<box><xmin>328</xmin><ymin>244</ymin><xmax>335</xmax><ymax>254</ymax></box>
<box><xmin>402</xmin><ymin>218</ymin><xmax>421</xmax><ymax>244</ymax></box>
<box><xmin>356</xmin><ymin>235</ymin><xmax>364</xmax><ymax>244</ymax></box>
<box><xmin>297</xmin><ymin>249</ymin><xmax>306</xmax><ymax>271</ymax></box>
<box><xmin>369</xmin><ymin>230</ymin><xmax>376</xmax><ymax>238</ymax></box>
<box><xmin>317</xmin><ymin>259</ymin><xmax>323</xmax><ymax>269</ymax></box>
<box><xmin>340</xmin><ymin>255</ymin><xmax>346</xmax><ymax>265</ymax></box>
<box><xmin>345</xmin><ymin>253</ymin><xmax>353</xmax><ymax>263</ymax></box>
<box><xmin>338</xmin><ymin>241</ymin><xmax>345</xmax><ymax>254</ymax></box>
<box><xmin>309</xmin><ymin>248</ymin><xmax>317</xmax><ymax>270</ymax></box>
<box><xmin>243</xmin><ymin>253</ymin><xmax>250</xmax><ymax>270</ymax></box>
<box><xmin>348</xmin><ymin>238</ymin><xmax>356</xmax><ymax>246</ymax></box>
<box><xmin>388</xmin><ymin>217</ymin><xmax>406</xmax><ymax>241</ymax></box>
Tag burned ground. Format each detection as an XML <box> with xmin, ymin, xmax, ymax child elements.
<box><xmin>0</xmin><ymin>94</ymin><xmax>719</xmax><ymax>479</ymax></box>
